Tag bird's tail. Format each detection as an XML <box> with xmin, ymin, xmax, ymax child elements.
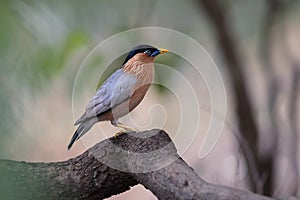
<box><xmin>67</xmin><ymin>118</ymin><xmax>97</xmax><ymax>150</ymax></box>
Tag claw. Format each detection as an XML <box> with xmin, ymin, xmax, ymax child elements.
<box><xmin>114</xmin><ymin>131</ymin><xmax>125</xmax><ymax>138</ymax></box>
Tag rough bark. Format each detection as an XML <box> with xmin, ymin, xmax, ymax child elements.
<box><xmin>0</xmin><ymin>129</ymin><xmax>287</xmax><ymax>200</ymax></box>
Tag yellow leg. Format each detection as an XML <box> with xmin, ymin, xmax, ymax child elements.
<box><xmin>111</xmin><ymin>120</ymin><xmax>139</xmax><ymax>138</ymax></box>
<box><xmin>116</xmin><ymin>123</ymin><xmax>138</xmax><ymax>132</ymax></box>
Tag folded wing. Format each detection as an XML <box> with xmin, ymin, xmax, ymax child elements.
<box><xmin>75</xmin><ymin>69</ymin><xmax>137</xmax><ymax>125</ymax></box>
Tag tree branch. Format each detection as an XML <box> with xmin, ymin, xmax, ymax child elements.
<box><xmin>0</xmin><ymin>130</ymin><xmax>284</xmax><ymax>200</ymax></box>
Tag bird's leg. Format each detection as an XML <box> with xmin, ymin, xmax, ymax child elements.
<box><xmin>116</xmin><ymin>123</ymin><xmax>139</xmax><ymax>132</ymax></box>
<box><xmin>111</xmin><ymin>120</ymin><xmax>138</xmax><ymax>137</ymax></box>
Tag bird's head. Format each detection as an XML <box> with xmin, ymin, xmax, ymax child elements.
<box><xmin>122</xmin><ymin>44</ymin><xmax>169</xmax><ymax>65</ymax></box>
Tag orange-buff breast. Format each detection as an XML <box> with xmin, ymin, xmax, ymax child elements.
<box><xmin>100</xmin><ymin>54</ymin><xmax>154</xmax><ymax>121</ymax></box>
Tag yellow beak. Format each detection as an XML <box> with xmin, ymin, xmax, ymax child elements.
<box><xmin>159</xmin><ymin>48</ymin><xmax>169</xmax><ymax>54</ymax></box>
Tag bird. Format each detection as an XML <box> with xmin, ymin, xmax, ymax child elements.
<box><xmin>67</xmin><ymin>44</ymin><xmax>169</xmax><ymax>150</ymax></box>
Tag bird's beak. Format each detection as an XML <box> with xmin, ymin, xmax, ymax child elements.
<box><xmin>159</xmin><ymin>48</ymin><xmax>169</xmax><ymax>54</ymax></box>
<box><xmin>150</xmin><ymin>48</ymin><xmax>169</xmax><ymax>57</ymax></box>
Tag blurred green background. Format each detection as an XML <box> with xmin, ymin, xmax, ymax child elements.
<box><xmin>0</xmin><ymin>0</ymin><xmax>212</xmax><ymax>159</ymax></box>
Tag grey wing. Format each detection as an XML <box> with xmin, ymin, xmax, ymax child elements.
<box><xmin>74</xmin><ymin>69</ymin><xmax>137</xmax><ymax>125</ymax></box>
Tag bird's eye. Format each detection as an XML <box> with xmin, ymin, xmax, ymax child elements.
<box><xmin>144</xmin><ymin>50</ymin><xmax>151</xmax><ymax>55</ymax></box>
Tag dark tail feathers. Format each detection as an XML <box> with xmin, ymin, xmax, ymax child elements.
<box><xmin>67</xmin><ymin>118</ymin><xmax>97</xmax><ymax>150</ymax></box>
<box><xmin>67</xmin><ymin>130</ymin><xmax>79</xmax><ymax>150</ymax></box>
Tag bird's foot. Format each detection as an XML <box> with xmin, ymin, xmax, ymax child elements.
<box><xmin>113</xmin><ymin>126</ymin><xmax>139</xmax><ymax>138</ymax></box>
<box><xmin>117</xmin><ymin>124</ymin><xmax>139</xmax><ymax>132</ymax></box>
<box><xmin>113</xmin><ymin>125</ymin><xmax>139</xmax><ymax>138</ymax></box>
<box><xmin>113</xmin><ymin>131</ymin><xmax>125</xmax><ymax>138</ymax></box>
<box><xmin>111</xmin><ymin>120</ymin><xmax>139</xmax><ymax>133</ymax></box>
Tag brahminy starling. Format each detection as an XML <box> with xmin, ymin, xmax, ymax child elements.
<box><xmin>67</xmin><ymin>44</ymin><xmax>169</xmax><ymax>149</ymax></box>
